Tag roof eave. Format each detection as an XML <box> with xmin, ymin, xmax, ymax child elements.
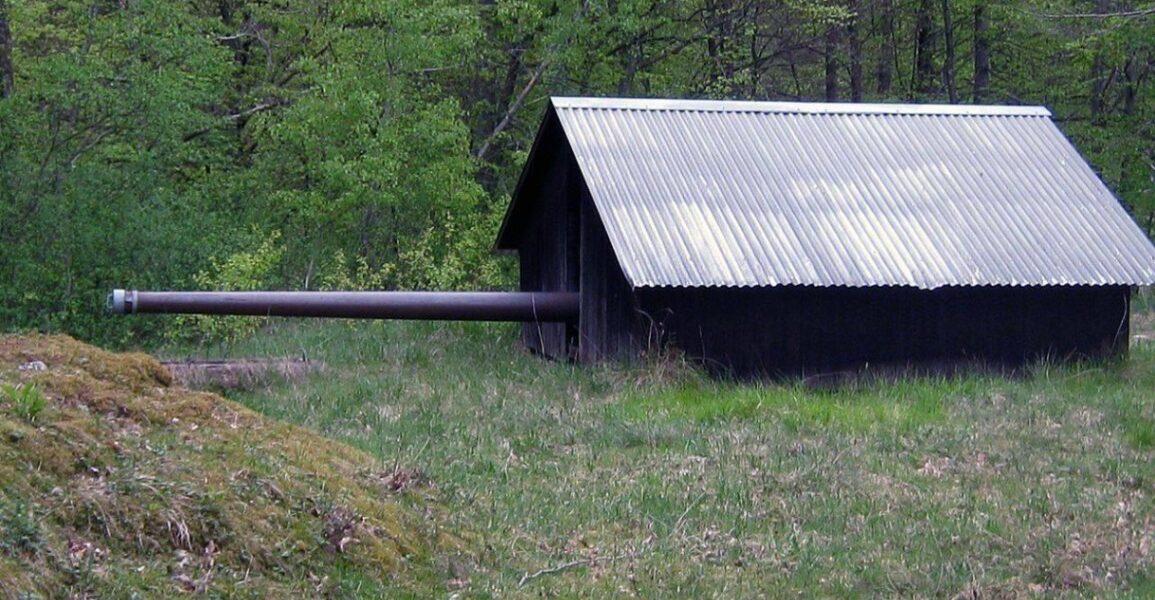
<box><xmin>550</xmin><ymin>96</ymin><xmax>1052</xmax><ymax>117</ymax></box>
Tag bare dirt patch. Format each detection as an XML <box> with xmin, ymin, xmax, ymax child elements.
<box><xmin>162</xmin><ymin>358</ymin><xmax>323</xmax><ymax>390</ymax></box>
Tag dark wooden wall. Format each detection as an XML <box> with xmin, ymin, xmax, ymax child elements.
<box><xmin>634</xmin><ymin>285</ymin><xmax>1131</xmax><ymax>377</ymax></box>
<box><xmin>516</xmin><ymin>136</ymin><xmax>580</xmax><ymax>359</ymax></box>
<box><xmin>578</xmin><ymin>194</ymin><xmax>638</xmax><ymax>363</ymax></box>
<box><xmin>511</xmin><ymin>122</ymin><xmax>639</xmax><ymax>364</ymax></box>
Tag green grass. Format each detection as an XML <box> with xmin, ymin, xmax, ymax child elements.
<box><xmin>0</xmin><ymin>382</ymin><xmax>46</xmax><ymax>423</ymax></box>
<box><xmin>159</xmin><ymin>314</ymin><xmax>1155</xmax><ymax>598</ymax></box>
<box><xmin>1125</xmin><ymin>418</ymin><xmax>1155</xmax><ymax>450</ymax></box>
<box><xmin>620</xmin><ymin>378</ymin><xmax>950</xmax><ymax>433</ymax></box>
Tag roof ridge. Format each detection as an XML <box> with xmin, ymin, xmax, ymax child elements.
<box><xmin>551</xmin><ymin>96</ymin><xmax>1052</xmax><ymax>118</ymax></box>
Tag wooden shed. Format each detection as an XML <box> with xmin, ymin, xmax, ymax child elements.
<box><xmin>496</xmin><ymin>97</ymin><xmax>1155</xmax><ymax>377</ymax></box>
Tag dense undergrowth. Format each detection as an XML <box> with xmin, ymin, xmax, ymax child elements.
<box><xmin>0</xmin><ymin>335</ymin><xmax>465</xmax><ymax>598</ymax></box>
<box><xmin>152</xmin><ymin>311</ymin><xmax>1155</xmax><ymax>598</ymax></box>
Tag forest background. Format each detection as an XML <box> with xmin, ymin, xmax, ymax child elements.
<box><xmin>1</xmin><ymin>0</ymin><xmax>1153</xmax><ymax>346</ymax></box>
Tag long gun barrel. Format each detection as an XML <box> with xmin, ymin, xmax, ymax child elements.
<box><xmin>108</xmin><ymin>290</ymin><xmax>578</xmax><ymax>322</ymax></box>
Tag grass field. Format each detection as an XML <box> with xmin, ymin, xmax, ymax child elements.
<box><xmin>155</xmin><ymin>302</ymin><xmax>1155</xmax><ymax>598</ymax></box>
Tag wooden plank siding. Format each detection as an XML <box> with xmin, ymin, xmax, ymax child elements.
<box><xmin>578</xmin><ymin>193</ymin><xmax>638</xmax><ymax>363</ymax></box>
<box><xmin>634</xmin><ymin>285</ymin><xmax>1131</xmax><ymax>378</ymax></box>
<box><xmin>516</xmin><ymin>134</ymin><xmax>580</xmax><ymax>359</ymax></box>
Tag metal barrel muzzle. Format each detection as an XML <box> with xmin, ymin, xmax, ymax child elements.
<box><xmin>107</xmin><ymin>290</ymin><xmax>579</xmax><ymax>322</ymax></box>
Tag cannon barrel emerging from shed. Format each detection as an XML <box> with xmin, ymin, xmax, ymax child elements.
<box><xmin>107</xmin><ymin>290</ymin><xmax>579</xmax><ymax>322</ymax></box>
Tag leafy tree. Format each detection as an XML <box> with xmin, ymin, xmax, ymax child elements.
<box><xmin>0</xmin><ymin>0</ymin><xmax>236</xmax><ymax>343</ymax></box>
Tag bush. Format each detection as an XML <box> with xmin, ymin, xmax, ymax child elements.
<box><xmin>166</xmin><ymin>230</ymin><xmax>285</xmax><ymax>347</ymax></box>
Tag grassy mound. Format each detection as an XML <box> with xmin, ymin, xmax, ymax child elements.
<box><xmin>0</xmin><ymin>335</ymin><xmax>463</xmax><ymax>598</ymax></box>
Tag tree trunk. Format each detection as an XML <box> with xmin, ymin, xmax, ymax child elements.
<box><xmin>1122</xmin><ymin>55</ymin><xmax>1140</xmax><ymax>115</ymax></box>
<box><xmin>614</xmin><ymin>0</ymin><xmax>655</xmax><ymax>96</ymax></box>
<box><xmin>825</xmin><ymin>25</ymin><xmax>840</xmax><ymax>101</ymax></box>
<box><xmin>1089</xmin><ymin>0</ymin><xmax>1111</xmax><ymax>119</ymax></box>
<box><xmin>848</xmin><ymin>0</ymin><xmax>863</xmax><ymax>102</ymax></box>
<box><xmin>940</xmin><ymin>0</ymin><xmax>957</xmax><ymax>102</ymax></box>
<box><xmin>706</xmin><ymin>0</ymin><xmax>737</xmax><ymax>89</ymax></box>
<box><xmin>876</xmin><ymin>0</ymin><xmax>895</xmax><ymax>96</ymax></box>
<box><xmin>217</xmin><ymin>0</ymin><xmax>235</xmax><ymax>25</ymax></box>
<box><xmin>972</xmin><ymin>2</ymin><xmax>990</xmax><ymax>103</ymax></box>
<box><xmin>618</xmin><ymin>41</ymin><xmax>640</xmax><ymax>95</ymax></box>
<box><xmin>468</xmin><ymin>2</ymin><xmax>525</xmax><ymax>190</ymax></box>
<box><xmin>0</xmin><ymin>0</ymin><xmax>14</xmax><ymax>98</ymax></box>
<box><xmin>913</xmin><ymin>0</ymin><xmax>938</xmax><ymax>97</ymax></box>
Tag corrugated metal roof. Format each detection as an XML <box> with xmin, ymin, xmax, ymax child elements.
<box><xmin>513</xmin><ymin>97</ymin><xmax>1155</xmax><ymax>289</ymax></box>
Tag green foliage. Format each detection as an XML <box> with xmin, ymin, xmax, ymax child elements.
<box><xmin>387</xmin><ymin>209</ymin><xmax>515</xmax><ymax>291</ymax></box>
<box><xmin>237</xmin><ymin>0</ymin><xmax>489</xmax><ymax>288</ymax></box>
<box><xmin>193</xmin><ymin>230</ymin><xmax>285</xmax><ymax>292</ymax></box>
<box><xmin>1</xmin><ymin>383</ymin><xmax>46</xmax><ymax>423</ymax></box>
<box><xmin>0</xmin><ymin>0</ymin><xmax>235</xmax><ymax>344</ymax></box>
<box><xmin>168</xmin><ymin>230</ymin><xmax>284</xmax><ymax>346</ymax></box>
<box><xmin>315</xmin><ymin>250</ymin><xmax>390</xmax><ymax>292</ymax></box>
<box><xmin>0</xmin><ymin>0</ymin><xmax>506</xmax><ymax>346</ymax></box>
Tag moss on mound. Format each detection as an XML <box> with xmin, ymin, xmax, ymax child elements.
<box><xmin>0</xmin><ymin>335</ymin><xmax>463</xmax><ymax>598</ymax></box>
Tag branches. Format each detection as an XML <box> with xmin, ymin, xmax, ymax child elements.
<box><xmin>181</xmin><ymin>100</ymin><xmax>287</xmax><ymax>142</ymax></box>
<box><xmin>216</xmin><ymin>19</ymin><xmax>274</xmax><ymax>72</ymax></box>
<box><xmin>224</xmin><ymin>99</ymin><xmax>286</xmax><ymax>122</ymax></box>
<box><xmin>474</xmin><ymin>59</ymin><xmax>548</xmax><ymax>163</ymax></box>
